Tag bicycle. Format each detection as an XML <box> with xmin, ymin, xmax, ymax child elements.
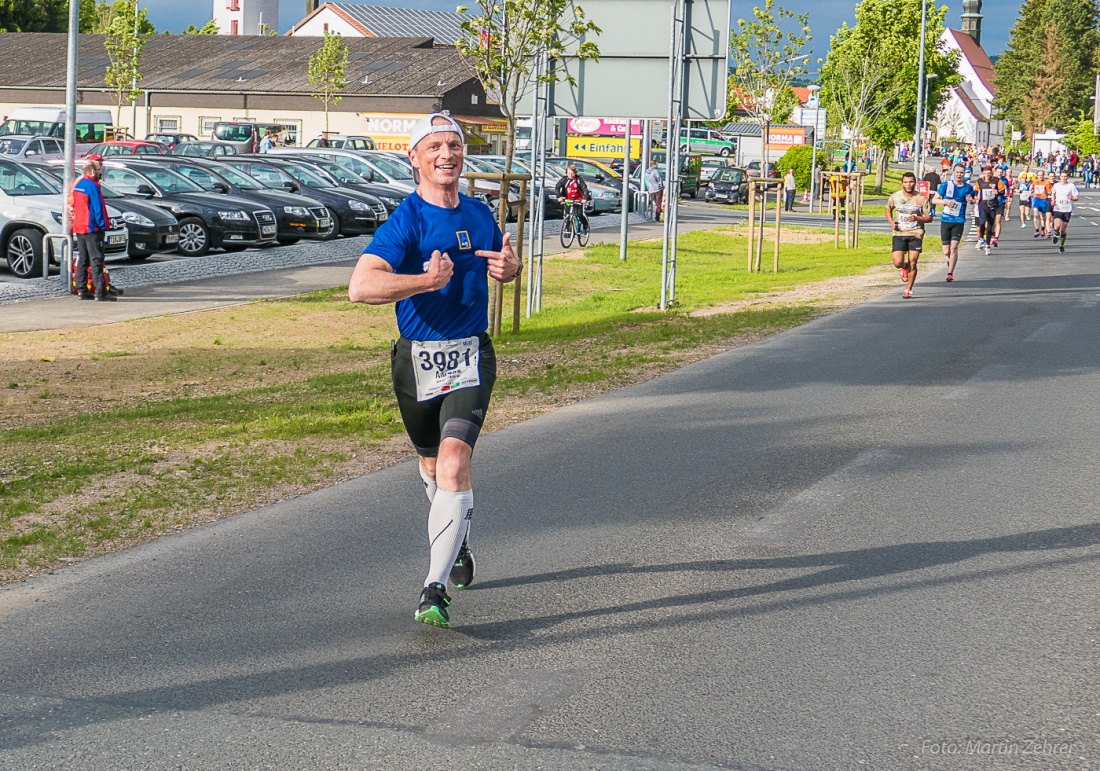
<box><xmin>558</xmin><ymin>199</ymin><xmax>590</xmax><ymax>248</ymax></box>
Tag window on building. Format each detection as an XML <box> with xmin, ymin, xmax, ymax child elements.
<box><xmin>231</xmin><ymin>20</ymin><xmax>239</xmax><ymax>35</ymax></box>
<box><xmin>227</xmin><ymin>0</ymin><xmax>239</xmax><ymax>9</ymax></box>
<box><xmin>199</xmin><ymin>116</ymin><xmax>220</xmax><ymax>137</ymax></box>
<box><xmin>275</xmin><ymin>119</ymin><xmax>302</xmax><ymax>146</ymax></box>
<box><xmin>156</xmin><ymin>116</ymin><xmax>180</xmax><ymax>132</ymax></box>
<box><xmin>323</xmin><ymin>23</ymin><xmax>329</xmax><ymax>31</ymax></box>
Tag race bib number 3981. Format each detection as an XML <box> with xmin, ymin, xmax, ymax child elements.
<box><xmin>412</xmin><ymin>336</ymin><xmax>480</xmax><ymax>402</ymax></box>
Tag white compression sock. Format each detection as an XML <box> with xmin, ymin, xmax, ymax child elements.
<box><xmin>419</xmin><ymin>462</ymin><xmax>437</xmax><ymax>503</ymax></box>
<box><xmin>425</xmin><ymin>489</ymin><xmax>473</xmax><ymax>587</ymax></box>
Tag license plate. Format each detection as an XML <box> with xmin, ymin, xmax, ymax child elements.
<box><xmin>318</xmin><ymin>218</ymin><xmax>331</xmax><ymax>228</ymax></box>
<box><xmin>165</xmin><ymin>234</ymin><xmax>179</xmax><ymax>244</ymax></box>
<box><xmin>715</xmin><ymin>194</ymin><xmax>728</xmax><ymax>199</ymax></box>
<box><xmin>108</xmin><ymin>234</ymin><xmax>126</xmax><ymax>245</ymax></box>
<box><xmin>378</xmin><ymin>212</ymin><xmax>388</xmax><ymax>221</ymax></box>
<box><xmin>261</xmin><ymin>225</ymin><xmax>277</xmax><ymax>235</ymax></box>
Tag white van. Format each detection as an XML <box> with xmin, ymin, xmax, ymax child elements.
<box><xmin>0</xmin><ymin>107</ymin><xmax>115</xmax><ymax>155</ymax></box>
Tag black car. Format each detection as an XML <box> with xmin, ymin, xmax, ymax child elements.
<box><xmin>149</xmin><ymin>157</ymin><xmax>333</xmax><ymax>245</ymax></box>
<box><xmin>101</xmin><ymin>159</ymin><xmax>277</xmax><ymax>256</ymax></box>
<box><xmin>275</xmin><ymin>155</ymin><xmax>407</xmax><ymax>214</ymax></box>
<box><xmin>145</xmin><ymin>133</ymin><xmax>200</xmax><ymax>150</ymax></box>
<box><xmin>704</xmin><ymin>166</ymin><xmax>750</xmax><ymax>205</ymax></box>
<box><xmin>216</xmin><ymin>157</ymin><xmax>385</xmax><ymax>239</ymax></box>
<box><xmin>25</xmin><ymin>161</ymin><xmax>179</xmax><ymax>258</ymax></box>
<box><xmin>170</xmin><ymin>142</ymin><xmax>239</xmax><ymax>158</ymax></box>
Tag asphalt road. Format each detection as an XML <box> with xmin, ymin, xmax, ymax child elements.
<box><xmin>1</xmin><ymin>194</ymin><xmax>1099</xmax><ymax>769</ymax></box>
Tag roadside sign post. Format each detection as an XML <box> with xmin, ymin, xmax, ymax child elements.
<box><xmin>619</xmin><ymin>120</ymin><xmax>630</xmax><ymax>261</ymax></box>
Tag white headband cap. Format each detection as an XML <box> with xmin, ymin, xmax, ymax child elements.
<box><xmin>409</xmin><ymin>113</ymin><xmax>464</xmax><ymax>151</ymax></box>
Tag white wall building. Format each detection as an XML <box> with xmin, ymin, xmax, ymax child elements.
<box><xmin>287</xmin><ymin>3</ymin><xmax>470</xmax><ymax>47</ymax></box>
<box><xmin>213</xmin><ymin>0</ymin><xmax>279</xmax><ymax>37</ymax></box>
<box><xmin>934</xmin><ymin>1</ymin><xmax>1005</xmax><ymax>148</ymax></box>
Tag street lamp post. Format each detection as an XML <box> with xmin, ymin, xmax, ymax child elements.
<box><xmin>807</xmin><ymin>84</ymin><xmax>821</xmax><ymax>212</ymax></box>
<box><xmin>913</xmin><ymin>0</ymin><xmax>928</xmax><ymax>176</ymax></box>
<box><xmin>919</xmin><ymin>73</ymin><xmax>937</xmax><ymax>175</ymax></box>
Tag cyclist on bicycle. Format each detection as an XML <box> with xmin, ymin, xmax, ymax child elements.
<box><xmin>555</xmin><ymin>165</ymin><xmax>590</xmax><ymax>233</ymax></box>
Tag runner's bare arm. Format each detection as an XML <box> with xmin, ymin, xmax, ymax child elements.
<box><xmin>885</xmin><ymin>199</ymin><xmax>897</xmax><ymax>230</ymax></box>
<box><xmin>348</xmin><ymin>251</ymin><xmax>452</xmax><ymax>304</ymax></box>
<box><xmin>475</xmin><ymin>231</ymin><xmax>521</xmax><ymax>283</ymax></box>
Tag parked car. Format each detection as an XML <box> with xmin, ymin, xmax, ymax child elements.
<box><xmin>703</xmin><ymin>166</ymin><xmax>750</xmax><ymax>204</ymax></box>
<box><xmin>1</xmin><ymin>158</ymin><xmax>127</xmax><ymax>278</ymax></box>
<box><xmin>0</xmin><ymin>135</ymin><xmax>65</xmax><ymax>161</ymax></box>
<box><xmin>700</xmin><ymin>157</ymin><xmax>734</xmax><ymax>186</ymax></box>
<box><xmin>608</xmin><ymin>158</ymin><xmax>642</xmax><ymax>177</ymax></box>
<box><xmin>463</xmin><ymin>155</ymin><xmax>523</xmax><ymax>221</ymax></box>
<box><xmin>273</xmin><ymin>154</ymin><xmax>407</xmax><ymax>213</ymax></box>
<box><xmin>210</xmin><ymin>121</ymin><xmax>287</xmax><ymax>154</ymax></box>
<box><xmin>269</xmin><ymin>148</ymin><xmax>417</xmax><ymax>194</ymax></box>
<box><xmin>170</xmin><ymin>141</ymin><xmax>239</xmax><ymax>158</ymax></box>
<box><xmin>24</xmin><ymin>160</ymin><xmax>179</xmax><ymax>258</ymax></box>
<box><xmin>152</xmin><ymin>157</ymin><xmax>334</xmax><ymax>245</ymax></box>
<box><xmin>746</xmin><ymin>160</ymin><xmax>779</xmax><ymax>179</ymax></box>
<box><xmin>216</xmin><ymin>157</ymin><xmax>383</xmax><ymax>239</ymax></box>
<box><xmin>145</xmin><ymin>133</ymin><xmax>200</xmax><ymax>149</ymax></box>
<box><xmin>83</xmin><ymin>140</ymin><xmax>167</xmax><ymax>158</ymax></box>
<box><xmin>677</xmin><ymin>127</ymin><xmax>736</xmax><ymax>157</ymax></box>
<box><xmin>547</xmin><ymin>156</ymin><xmax>637</xmax><ymax>195</ymax></box>
<box><xmin>630</xmin><ymin>153</ymin><xmax>703</xmax><ymax>199</ymax></box>
<box><xmin>305</xmin><ymin>134</ymin><xmax>376</xmax><ymax>150</ymax></box>
<box><xmin>0</xmin><ymin>106</ymin><xmax>114</xmax><ymax>155</ymax></box>
<box><xmin>100</xmin><ymin>159</ymin><xmax>277</xmax><ymax>256</ymax></box>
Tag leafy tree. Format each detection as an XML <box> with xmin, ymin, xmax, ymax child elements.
<box><xmin>994</xmin><ymin>0</ymin><xmax>1099</xmax><ymax>132</ymax></box>
<box><xmin>103</xmin><ymin>0</ymin><xmax>148</xmax><ymax>131</ymax></box>
<box><xmin>183</xmin><ymin>19</ymin><xmax>220</xmax><ymax>35</ymax></box>
<box><xmin>457</xmin><ymin>0</ymin><xmax>600</xmax><ymax>183</ymax></box>
<box><xmin>86</xmin><ymin>0</ymin><xmax>155</xmax><ymax>34</ymax></box>
<box><xmin>1022</xmin><ymin>23</ymin><xmax>1062</xmax><ymax>138</ymax></box>
<box><xmin>308</xmin><ymin>29</ymin><xmax>349</xmax><ymax>134</ymax></box>
<box><xmin>1062</xmin><ymin>117</ymin><xmax>1100</xmax><ymax>155</ymax></box>
<box><xmin>769</xmin><ymin>85</ymin><xmax>799</xmax><ymax>124</ymax></box>
<box><xmin>818</xmin><ymin>0</ymin><xmax>957</xmax><ymax>192</ymax></box>
<box><xmin>775</xmin><ymin>144</ymin><xmax>813</xmax><ymax>188</ymax></box>
<box><xmin>728</xmin><ymin>0</ymin><xmax>811</xmax><ymax>161</ymax></box>
<box><xmin>0</xmin><ymin>0</ymin><xmax>69</xmax><ymax>31</ymax></box>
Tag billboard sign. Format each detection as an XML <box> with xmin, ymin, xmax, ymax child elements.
<box><xmin>566</xmin><ymin>135</ymin><xmax>643</xmax><ymax>159</ymax></box>
<box><xmin>567</xmin><ymin>118</ymin><xmax>644</xmax><ymax>136</ymax></box>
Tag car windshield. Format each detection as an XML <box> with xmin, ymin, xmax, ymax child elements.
<box><xmin>214</xmin><ymin>124</ymin><xmax>253</xmax><ymax>142</ymax></box>
<box><xmin>0</xmin><ymin>119</ymin><xmax>53</xmax><ymax>136</ymax></box>
<box><xmin>309</xmin><ymin>160</ymin><xmax>360</xmax><ymax>184</ymax></box>
<box><xmin>22</xmin><ymin>166</ymin><xmax>61</xmax><ymax>193</ymax></box>
<box><xmin>216</xmin><ymin>165</ymin><xmax>262</xmax><ymax>190</ymax></box>
<box><xmin>0</xmin><ymin>160</ymin><xmax>55</xmax><ymax>195</ymax></box>
<box><xmin>0</xmin><ymin>138</ymin><xmax>27</xmax><ymax>154</ymax></box>
<box><xmin>228</xmin><ymin>163</ymin><xmax>293</xmax><ymax>189</ymax></box>
<box><xmin>139</xmin><ymin>167</ymin><xmax>205</xmax><ymax>193</ymax></box>
<box><xmin>364</xmin><ymin>154</ymin><xmax>414</xmax><ymax>180</ymax></box>
<box><xmin>713</xmin><ymin>168</ymin><xmax>741</xmax><ymax>182</ymax></box>
<box><xmin>280</xmin><ymin>163</ymin><xmax>334</xmax><ymax>188</ymax></box>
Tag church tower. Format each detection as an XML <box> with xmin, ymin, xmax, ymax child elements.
<box><xmin>214</xmin><ymin>0</ymin><xmax>280</xmax><ymax>36</ymax></box>
<box><xmin>961</xmin><ymin>0</ymin><xmax>983</xmax><ymax>46</ymax></box>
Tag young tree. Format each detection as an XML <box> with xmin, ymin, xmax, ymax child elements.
<box><xmin>308</xmin><ymin>29</ymin><xmax>349</xmax><ymax>135</ymax></box>
<box><xmin>456</xmin><ymin>0</ymin><xmax>600</xmax><ymax>182</ymax></box>
<box><xmin>183</xmin><ymin>19</ymin><xmax>220</xmax><ymax>35</ymax></box>
<box><xmin>1062</xmin><ymin>117</ymin><xmax>1100</xmax><ymax>155</ymax></box>
<box><xmin>103</xmin><ymin>0</ymin><xmax>147</xmax><ymax>133</ymax></box>
<box><xmin>728</xmin><ymin>0</ymin><xmax>811</xmax><ymax>167</ymax></box>
<box><xmin>86</xmin><ymin>0</ymin><xmax>155</xmax><ymax>34</ymax></box>
<box><xmin>818</xmin><ymin>0</ymin><xmax>957</xmax><ymax>192</ymax></box>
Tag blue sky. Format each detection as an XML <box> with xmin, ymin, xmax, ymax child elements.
<box><xmin>136</xmin><ymin>1</ymin><xmax>1013</xmax><ymax>63</ymax></box>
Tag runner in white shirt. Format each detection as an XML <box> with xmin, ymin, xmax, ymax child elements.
<box><xmin>1050</xmin><ymin>170</ymin><xmax>1080</xmax><ymax>253</ymax></box>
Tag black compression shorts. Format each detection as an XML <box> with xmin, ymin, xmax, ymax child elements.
<box><xmin>391</xmin><ymin>333</ymin><xmax>497</xmax><ymax>457</ymax></box>
<box><xmin>1053</xmin><ymin>211</ymin><xmax>1072</xmax><ymax>222</ymax></box>
<box><xmin>892</xmin><ymin>235</ymin><xmax>923</xmax><ymax>253</ymax></box>
<box><xmin>940</xmin><ymin>221</ymin><xmax>965</xmax><ymax>243</ymax></box>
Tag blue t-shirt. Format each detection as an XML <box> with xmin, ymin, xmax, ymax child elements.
<box><xmin>365</xmin><ymin>192</ymin><xmax>502</xmax><ymax>341</ymax></box>
<box><xmin>936</xmin><ymin>180</ymin><xmax>976</xmax><ymax>223</ymax></box>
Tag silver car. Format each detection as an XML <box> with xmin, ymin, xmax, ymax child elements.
<box><xmin>0</xmin><ymin>135</ymin><xmax>65</xmax><ymax>162</ymax></box>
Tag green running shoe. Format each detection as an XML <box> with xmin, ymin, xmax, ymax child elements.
<box><xmin>415</xmin><ymin>582</ymin><xmax>451</xmax><ymax>628</ymax></box>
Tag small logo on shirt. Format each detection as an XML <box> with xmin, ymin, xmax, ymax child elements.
<box><xmin>456</xmin><ymin>230</ymin><xmax>471</xmax><ymax>250</ymax></box>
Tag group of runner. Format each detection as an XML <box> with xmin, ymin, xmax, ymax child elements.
<box><xmin>887</xmin><ymin>158</ymin><xmax>1082</xmax><ymax>298</ymax></box>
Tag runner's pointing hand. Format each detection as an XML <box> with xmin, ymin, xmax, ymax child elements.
<box><xmin>425</xmin><ymin>249</ymin><xmax>453</xmax><ymax>291</ymax></box>
<box><xmin>475</xmin><ymin>231</ymin><xmax>521</xmax><ymax>282</ymax></box>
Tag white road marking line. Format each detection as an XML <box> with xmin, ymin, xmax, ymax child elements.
<box><xmin>943</xmin><ymin>364</ymin><xmax>1015</xmax><ymax>400</ymax></box>
<box><xmin>740</xmin><ymin>447</ymin><xmax>902</xmax><ymax>543</ymax></box>
<box><xmin>1025</xmin><ymin>321</ymin><xmax>1071</xmax><ymax>342</ymax></box>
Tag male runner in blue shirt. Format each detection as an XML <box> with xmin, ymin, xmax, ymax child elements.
<box><xmin>348</xmin><ymin>114</ymin><xmax>520</xmax><ymax>628</ymax></box>
<box><xmin>932</xmin><ymin>164</ymin><xmax>978</xmax><ymax>282</ymax></box>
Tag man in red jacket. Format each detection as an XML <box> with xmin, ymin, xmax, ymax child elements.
<box><xmin>68</xmin><ymin>158</ymin><xmax>115</xmax><ymax>301</ymax></box>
